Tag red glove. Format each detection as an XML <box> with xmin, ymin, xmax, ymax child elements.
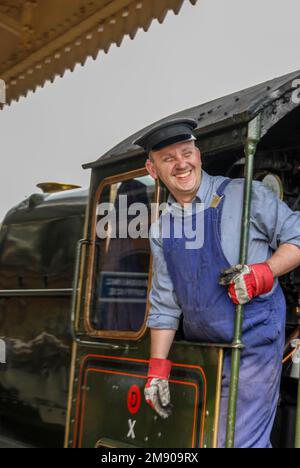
<box><xmin>219</xmin><ymin>263</ymin><xmax>274</xmax><ymax>305</ymax></box>
<box><xmin>144</xmin><ymin>358</ymin><xmax>172</xmax><ymax>419</ymax></box>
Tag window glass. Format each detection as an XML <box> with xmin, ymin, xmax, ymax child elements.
<box><xmin>90</xmin><ymin>174</ymin><xmax>156</xmax><ymax>333</ymax></box>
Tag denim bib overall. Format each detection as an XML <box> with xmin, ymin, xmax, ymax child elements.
<box><xmin>162</xmin><ymin>179</ymin><xmax>286</xmax><ymax>448</ymax></box>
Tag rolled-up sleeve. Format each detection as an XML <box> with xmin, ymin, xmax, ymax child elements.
<box><xmin>148</xmin><ymin>225</ymin><xmax>182</xmax><ymax>330</ymax></box>
<box><xmin>251</xmin><ymin>181</ymin><xmax>300</xmax><ymax>250</ymax></box>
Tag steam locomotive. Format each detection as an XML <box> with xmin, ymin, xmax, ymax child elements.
<box><xmin>1</xmin><ymin>69</ymin><xmax>300</xmax><ymax>448</ymax></box>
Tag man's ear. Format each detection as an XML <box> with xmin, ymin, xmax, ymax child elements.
<box><xmin>146</xmin><ymin>159</ymin><xmax>158</xmax><ymax>180</ymax></box>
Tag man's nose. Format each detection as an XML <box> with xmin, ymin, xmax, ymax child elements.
<box><xmin>174</xmin><ymin>154</ymin><xmax>187</xmax><ymax>168</ymax></box>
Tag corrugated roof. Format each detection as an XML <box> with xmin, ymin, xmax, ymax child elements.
<box><xmin>0</xmin><ymin>0</ymin><xmax>197</xmax><ymax>105</ymax></box>
<box><xmin>84</xmin><ymin>69</ymin><xmax>300</xmax><ymax>169</ymax></box>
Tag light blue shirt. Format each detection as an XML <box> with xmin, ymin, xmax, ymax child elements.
<box><xmin>148</xmin><ymin>171</ymin><xmax>300</xmax><ymax>330</ymax></box>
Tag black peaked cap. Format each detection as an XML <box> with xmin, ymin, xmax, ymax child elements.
<box><xmin>134</xmin><ymin>118</ymin><xmax>197</xmax><ymax>153</ymax></box>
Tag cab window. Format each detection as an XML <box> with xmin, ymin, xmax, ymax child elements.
<box><xmin>88</xmin><ymin>172</ymin><xmax>156</xmax><ymax>335</ymax></box>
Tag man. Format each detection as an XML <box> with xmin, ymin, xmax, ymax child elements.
<box><xmin>134</xmin><ymin>118</ymin><xmax>300</xmax><ymax>448</ymax></box>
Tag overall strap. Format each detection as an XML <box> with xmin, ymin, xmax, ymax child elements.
<box><xmin>216</xmin><ymin>178</ymin><xmax>232</xmax><ymax>197</ymax></box>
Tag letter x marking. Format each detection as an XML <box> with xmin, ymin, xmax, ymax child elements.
<box><xmin>127</xmin><ymin>419</ymin><xmax>136</xmax><ymax>439</ymax></box>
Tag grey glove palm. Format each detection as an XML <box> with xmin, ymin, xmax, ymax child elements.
<box><xmin>144</xmin><ymin>378</ymin><xmax>173</xmax><ymax>419</ymax></box>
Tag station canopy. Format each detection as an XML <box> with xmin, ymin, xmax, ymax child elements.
<box><xmin>0</xmin><ymin>0</ymin><xmax>197</xmax><ymax>105</ymax></box>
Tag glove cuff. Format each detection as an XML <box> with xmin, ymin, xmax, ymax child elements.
<box><xmin>252</xmin><ymin>262</ymin><xmax>274</xmax><ymax>295</ymax></box>
<box><xmin>148</xmin><ymin>358</ymin><xmax>172</xmax><ymax>380</ymax></box>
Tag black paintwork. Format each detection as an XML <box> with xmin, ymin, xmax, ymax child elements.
<box><xmin>0</xmin><ymin>188</ymin><xmax>88</xmax><ymax>447</ymax></box>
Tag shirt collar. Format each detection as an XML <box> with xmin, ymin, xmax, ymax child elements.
<box><xmin>197</xmin><ymin>170</ymin><xmax>211</xmax><ymax>204</ymax></box>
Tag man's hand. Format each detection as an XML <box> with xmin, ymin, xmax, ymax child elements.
<box><xmin>144</xmin><ymin>358</ymin><xmax>173</xmax><ymax>419</ymax></box>
<box><xmin>219</xmin><ymin>263</ymin><xmax>274</xmax><ymax>305</ymax></box>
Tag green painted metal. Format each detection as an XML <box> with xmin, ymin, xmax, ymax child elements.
<box><xmin>67</xmin><ymin>341</ymin><xmax>223</xmax><ymax>449</ymax></box>
<box><xmin>225</xmin><ymin>115</ymin><xmax>262</xmax><ymax>448</ymax></box>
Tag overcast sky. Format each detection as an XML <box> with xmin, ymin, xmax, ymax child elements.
<box><xmin>0</xmin><ymin>0</ymin><xmax>300</xmax><ymax>221</ymax></box>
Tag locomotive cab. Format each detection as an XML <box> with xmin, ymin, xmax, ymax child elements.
<box><xmin>1</xmin><ymin>70</ymin><xmax>300</xmax><ymax>448</ymax></box>
<box><xmin>65</xmin><ymin>70</ymin><xmax>300</xmax><ymax>448</ymax></box>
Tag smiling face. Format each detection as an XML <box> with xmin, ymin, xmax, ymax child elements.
<box><xmin>145</xmin><ymin>140</ymin><xmax>202</xmax><ymax>205</ymax></box>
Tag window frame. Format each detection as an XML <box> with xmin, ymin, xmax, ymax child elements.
<box><xmin>84</xmin><ymin>168</ymin><xmax>161</xmax><ymax>340</ymax></box>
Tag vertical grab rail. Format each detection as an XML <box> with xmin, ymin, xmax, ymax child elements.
<box><xmin>225</xmin><ymin>115</ymin><xmax>262</xmax><ymax>448</ymax></box>
<box><xmin>71</xmin><ymin>239</ymin><xmax>89</xmax><ymax>339</ymax></box>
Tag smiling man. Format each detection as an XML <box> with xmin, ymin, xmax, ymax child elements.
<box><xmin>134</xmin><ymin>118</ymin><xmax>300</xmax><ymax>448</ymax></box>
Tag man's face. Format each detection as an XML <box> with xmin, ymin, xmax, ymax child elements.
<box><xmin>145</xmin><ymin>140</ymin><xmax>202</xmax><ymax>201</ymax></box>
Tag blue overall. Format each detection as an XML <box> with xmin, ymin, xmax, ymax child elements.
<box><xmin>162</xmin><ymin>179</ymin><xmax>286</xmax><ymax>448</ymax></box>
